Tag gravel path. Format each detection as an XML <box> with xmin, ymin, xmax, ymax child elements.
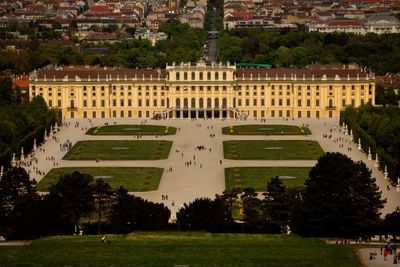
<box><xmin>24</xmin><ymin>117</ymin><xmax>400</xmax><ymax>218</ymax></box>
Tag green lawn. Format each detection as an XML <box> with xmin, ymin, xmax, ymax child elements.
<box><xmin>37</xmin><ymin>167</ymin><xmax>163</xmax><ymax>192</ymax></box>
<box><xmin>225</xmin><ymin>167</ymin><xmax>311</xmax><ymax>191</ymax></box>
<box><xmin>0</xmin><ymin>233</ymin><xmax>361</xmax><ymax>267</ymax></box>
<box><xmin>63</xmin><ymin>140</ymin><xmax>172</xmax><ymax>160</ymax></box>
<box><xmin>222</xmin><ymin>124</ymin><xmax>311</xmax><ymax>135</ymax></box>
<box><xmin>224</xmin><ymin>140</ymin><xmax>324</xmax><ymax>160</ymax></box>
<box><xmin>86</xmin><ymin>124</ymin><xmax>176</xmax><ymax>135</ymax></box>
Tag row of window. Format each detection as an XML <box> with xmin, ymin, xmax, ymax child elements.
<box><xmin>175</xmin><ymin>71</ymin><xmax>228</xmax><ymax>81</ymax></box>
<box><xmin>48</xmin><ymin>96</ymin><xmax>371</xmax><ymax>109</ymax></box>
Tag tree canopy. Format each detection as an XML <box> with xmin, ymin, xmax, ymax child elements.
<box><xmin>292</xmin><ymin>152</ymin><xmax>385</xmax><ymax>238</ymax></box>
<box><xmin>218</xmin><ymin>30</ymin><xmax>400</xmax><ymax>74</ymax></box>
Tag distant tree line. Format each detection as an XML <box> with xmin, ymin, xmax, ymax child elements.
<box><xmin>341</xmin><ymin>105</ymin><xmax>400</xmax><ymax>183</ymax></box>
<box><xmin>217</xmin><ymin>30</ymin><xmax>400</xmax><ymax>75</ymax></box>
<box><xmin>0</xmin><ymin>20</ymin><xmax>206</xmax><ymax>76</ymax></box>
<box><xmin>2</xmin><ymin>153</ymin><xmax>399</xmax><ymax>240</ymax></box>
<box><xmin>0</xmin><ymin>81</ymin><xmax>59</xmax><ymax>168</ymax></box>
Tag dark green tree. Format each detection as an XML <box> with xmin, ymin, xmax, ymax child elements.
<box><xmin>176</xmin><ymin>197</ymin><xmax>232</xmax><ymax>231</ymax></box>
<box><xmin>49</xmin><ymin>171</ymin><xmax>95</xmax><ymax>233</ymax></box>
<box><xmin>384</xmin><ymin>209</ymin><xmax>400</xmax><ymax>240</ymax></box>
<box><xmin>292</xmin><ymin>152</ymin><xmax>385</xmax><ymax>238</ymax></box>
<box><xmin>263</xmin><ymin>176</ymin><xmax>289</xmax><ymax>232</ymax></box>
<box><xmin>0</xmin><ymin>167</ymin><xmax>38</xmax><ymax>239</ymax></box>
<box><xmin>93</xmin><ymin>179</ymin><xmax>113</xmax><ymax>235</ymax></box>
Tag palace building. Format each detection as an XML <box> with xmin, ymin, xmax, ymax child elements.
<box><xmin>29</xmin><ymin>62</ymin><xmax>375</xmax><ymax>120</ymax></box>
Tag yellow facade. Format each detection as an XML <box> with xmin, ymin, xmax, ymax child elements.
<box><xmin>29</xmin><ymin>62</ymin><xmax>375</xmax><ymax>119</ymax></box>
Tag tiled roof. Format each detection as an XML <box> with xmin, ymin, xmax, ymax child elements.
<box><xmin>235</xmin><ymin>68</ymin><xmax>372</xmax><ymax>81</ymax></box>
<box><xmin>327</xmin><ymin>20</ymin><xmax>363</xmax><ymax>27</ymax></box>
<box><xmin>32</xmin><ymin>66</ymin><xmax>166</xmax><ymax>82</ymax></box>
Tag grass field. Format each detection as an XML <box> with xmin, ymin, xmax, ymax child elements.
<box><xmin>222</xmin><ymin>124</ymin><xmax>311</xmax><ymax>135</ymax></box>
<box><xmin>86</xmin><ymin>124</ymin><xmax>177</xmax><ymax>135</ymax></box>
<box><xmin>225</xmin><ymin>167</ymin><xmax>311</xmax><ymax>191</ymax></box>
<box><xmin>0</xmin><ymin>233</ymin><xmax>361</xmax><ymax>267</ymax></box>
<box><xmin>36</xmin><ymin>167</ymin><xmax>163</xmax><ymax>192</ymax></box>
<box><xmin>63</xmin><ymin>140</ymin><xmax>172</xmax><ymax>160</ymax></box>
<box><xmin>223</xmin><ymin>140</ymin><xmax>324</xmax><ymax>160</ymax></box>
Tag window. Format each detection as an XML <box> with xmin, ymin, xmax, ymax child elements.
<box><xmin>207</xmin><ymin>72</ymin><xmax>211</xmax><ymax>80</ymax></box>
<box><xmin>191</xmin><ymin>72</ymin><xmax>195</xmax><ymax>80</ymax></box>
<box><xmin>279</xmin><ymin>99</ymin><xmax>282</xmax><ymax>106</ymax></box>
<box><xmin>253</xmin><ymin>99</ymin><xmax>257</xmax><ymax>106</ymax></box>
<box><xmin>286</xmin><ymin>99</ymin><xmax>290</xmax><ymax>106</ymax></box>
<box><xmin>154</xmin><ymin>99</ymin><xmax>157</xmax><ymax>106</ymax></box>
<box><xmin>101</xmin><ymin>100</ymin><xmax>105</xmax><ymax>107</ymax></box>
<box><xmin>199</xmin><ymin>72</ymin><xmax>203</xmax><ymax>80</ymax></box>
<box><xmin>146</xmin><ymin>99</ymin><xmax>149</xmax><ymax>106</ymax></box>
<box><xmin>246</xmin><ymin>99</ymin><xmax>250</xmax><ymax>106</ymax></box>
<box><xmin>48</xmin><ymin>100</ymin><xmax>52</xmax><ymax>107</ymax></box>
<box><xmin>215</xmin><ymin>72</ymin><xmax>219</xmax><ymax>80</ymax></box>
<box><xmin>138</xmin><ymin>99</ymin><xmax>142</xmax><ymax>106</ymax></box>
<box><xmin>316</xmin><ymin>99</ymin><xmax>320</xmax><ymax>107</ymax></box>
<box><xmin>120</xmin><ymin>100</ymin><xmax>124</xmax><ymax>106</ymax></box>
<box><xmin>92</xmin><ymin>111</ymin><xmax>96</xmax><ymax>118</ymax></box>
<box><xmin>307</xmin><ymin>99</ymin><xmax>311</xmax><ymax>107</ymax></box>
<box><xmin>184</xmin><ymin>72</ymin><xmax>188</xmax><ymax>80</ymax></box>
<box><xmin>128</xmin><ymin>99</ymin><xmax>132</xmax><ymax>106</ymax></box>
<box><xmin>83</xmin><ymin>100</ymin><xmax>87</xmax><ymax>107</ymax></box>
<box><xmin>176</xmin><ymin>72</ymin><xmax>180</xmax><ymax>80</ymax></box>
<box><xmin>113</xmin><ymin>99</ymin><xmax>116</xmax><ymax>106</ymax></box>
<box><xmin>298</xmin><ymin>99</ymin><xmax>301</xmax><ymax>106</ymax></box>
<box><xmin>58</xmin><ymin>100</ymin><xmax>61</xmax><ymax>107</ymax></box>
<box><xmin>271</xmin><ymin>99</ymin><xmax>275</xmax><ymax>106</ymax></box>
<box><xmin>222</xmin><ymin>72</ymin><xmax>227</xmax><ymax>80</ymax></box>
<box><xmin>120</xmin><ymin>111</ymin><xmax>124</xmax><ymax>118</ymax></box>
<box><xmin>92</xmin><ymin>100</ymin><xmax>96</xmax><ymax>107</ymax></box>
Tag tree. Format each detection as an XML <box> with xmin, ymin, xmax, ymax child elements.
<box><xmin>176</xmin><ymin>197</ymin><xmax>232</xmax><ymax>231</ymax></box>
<box><xmin>49</xmin><ymin>171</ymin><xmax>95</xmax><ymax>233</ymax></box>
<box><xmin>241</xmin><ymin>187</ymin><xmax>263</xmax><ymax>229</ymax></box>
<box><xmin>93</xmin><ymin>179</ymin><xmax>113</xmax><ymax>235</ymax></box>
<box><xmin>52</xmin><ymin>21</ymin><xmax>62</xmax><ymax>30</ymax></box>
<box><xmin>109</xmin><ymin>187</ymin><xmax>170</xmax><ymax>233</ymax></box>
<box><xmin>0</xmin><ymin>167</ymin><xmax>38</xmax><ymax>239</ymax></box>
<box><xmin>69</xmin><ymin>21</ymin><xmax>78</xmax><ymax>31</ymax></box>
<box><xmin>0</xmin><ymin>77</ymin><xmax>13</xmax><ymax>104</ymax></box>
<box><xmin>384</xmin><ymin>209</ymin><xmax>400</xmax><ymax>241</ymax></box>
<box><xmin>292</xmin><ymin>152</ymin><xmax>385</xmax><ymax>238</ymax></box>
<box><xmin>263</xmin><ymin>177</ymin><xmax>289</xmax><ymax>233</ymax></box>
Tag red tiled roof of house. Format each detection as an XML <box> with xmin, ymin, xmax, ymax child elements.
<box><xmin>90</xmin><ymin>5</ymin><xmax>110</xmax><ymax>14</ymax></box>
<box><xmin>328</xmin><ymin>20</ymin><xmax>363</xmax><ymax>27</ymax></box>
<box><xmin>13</xmin><ymin>76</ymin><xmax>29</xmax><ymax>89</ymax></box>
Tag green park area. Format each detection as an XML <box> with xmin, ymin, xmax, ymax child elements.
<box><xmin>36</xmin><ymin>167</ymin><xmax>163</xmax><ymax>192</ymax></box>
<box><xmin>223</xmin><ymin>140</ymin><xmax>324</xmax><ymax>160</ymax></box>
<box><xmin>0</xmin><ymin>233</ymin><xmax>361</xmax><ymax>267</ymax></box>
<box><xmin>222</xmin><ymin>124</ymin><xmax>311</xmax><ymax>135</ymax></box>
<box><xmin>63</xmin><ymin>140</ymin><xmax>172</xmax><ymax>160</ymax></box>
<box><xmin>86</xmin><ymin>124</ymin><xmax>176</xmax><ymax>135</ymax></box>
<box><xmin>225</xmin><ymin>167</ymin><xmax>311</xmax><ymax>191</ymax></box>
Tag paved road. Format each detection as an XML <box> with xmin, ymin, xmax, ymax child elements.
<box><xmin>25</xmin><ymin>117</ymin><xmax>400</xmax><ymax>219</ymax></box>
<box><xmin>205</xmin><ymin>7</ymin><xmax>218</xmax><ymax>63</ymax></box>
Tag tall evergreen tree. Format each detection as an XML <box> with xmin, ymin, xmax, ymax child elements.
<box><xmin>292</xmin><ymin>152</ymin><xmax>385</xmax><ymax>238</ymax></box>
<box><xmin>263</xmin><ymin>177</ymin><xmax>289</xmax><ymax>233</ymax></box>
